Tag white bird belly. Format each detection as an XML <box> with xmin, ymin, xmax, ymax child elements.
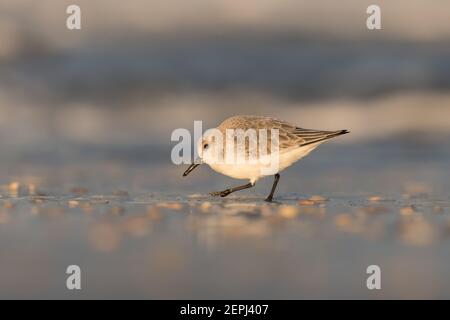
<box><xmin>208</xmin><ymin>143</ymin><xmax>320</xmax><ymax>182</ymax></box>
<box><xmin>277</xmin><ymin>143</ymin><xmax>319</xmax><ymax>172</ymax></box>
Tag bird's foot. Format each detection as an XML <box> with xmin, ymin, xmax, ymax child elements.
<box><xmin>264</xmin><ymin>196</ymin><xmax>273</xmax><ymax>202</ymax></box>
<box><xmin>209</xmin><ymin>190</ymin><xmax>231</xmax><ymax>197</ymax></box>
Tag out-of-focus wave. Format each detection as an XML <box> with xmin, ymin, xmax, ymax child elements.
<box><xmin>2</xmin><ymin>40</ymin><xmax>450</xmax><ymax>100</ymax></box>
<box><xmin>0</xmin><ymin>90</ymin><xmax>449</xmax><ymax>147</ymax></box>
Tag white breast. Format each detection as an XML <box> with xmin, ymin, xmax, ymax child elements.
<box><xmin>208</xmin><ymin>143</ymin><xmax>321</xmax><ymax>183</ymax></box>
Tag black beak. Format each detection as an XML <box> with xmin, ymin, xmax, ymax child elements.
<box><xmin>183</xmin><ymin>163</ymin><xmax>200</xmax><ymax>177</ymax></box>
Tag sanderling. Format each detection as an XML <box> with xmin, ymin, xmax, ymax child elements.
<box><xmin>183</xmin><ymin>115</ymin><xmax>349</xmax><ymax>202</ymax></box>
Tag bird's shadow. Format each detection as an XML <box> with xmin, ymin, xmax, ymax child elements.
<box><xmin>193</xmin><ymin>194</ymin><xmax>291</xmax><ymax>205</ymax></box>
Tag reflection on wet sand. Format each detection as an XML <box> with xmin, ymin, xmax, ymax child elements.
<box><xmin>0</xmin><ymin>175</ymin><xmax>449</xmax><ymax>298</ymax></box>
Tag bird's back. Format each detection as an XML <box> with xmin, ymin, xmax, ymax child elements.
<box><xmin>217</xmin><ymin>115</ymin><xmax>348</xmax><ymax>152</ymax></box>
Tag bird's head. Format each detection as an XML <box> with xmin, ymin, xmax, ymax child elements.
<box><xmin>183</xmin><ymin>129</ymin><xmax>223</xmax><ymax>177</ymax></box>
<box><xmin>197</xmin><ymin>129</ymin><xmax>223</xmax><ymax>166</ymax></box>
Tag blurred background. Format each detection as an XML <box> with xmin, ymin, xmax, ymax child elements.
<box><xmin>1</xmin><ymin>0</ymin><xmax>450</xmax><ymax>299</ymax></box>
<box><xmin>1</xmin><ymin>0</ymin><xmax>450</xmax><ymax>187</ymax></box>
<box><xmin>1</xmin><ymin>0</ymin><xmax>450</xmax><ymax>186</ymax></box>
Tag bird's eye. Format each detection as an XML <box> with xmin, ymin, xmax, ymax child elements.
<box><xmin>203</xmin><ymin>143</ymin><xmax>209</xmax><ymax>150</ymax></box>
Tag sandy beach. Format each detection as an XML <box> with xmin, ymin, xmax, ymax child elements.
<box><xmin>1</xmin><ymin>138</ymin><xmax>449</xmax><ymax>299</ymax></box>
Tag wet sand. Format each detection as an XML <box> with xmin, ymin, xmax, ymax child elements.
<box><xmin>0</xmin><ymin>141</ymin><xmax>449</xmax><ymax>299</ymax></box>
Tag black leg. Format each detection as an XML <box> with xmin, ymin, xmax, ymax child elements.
<box><xmin>265</xmin><ymin>173</ymin><xmax>280</xmax><ymax>202</ymax></box>
<box><xmin>210</xmin><ymin>182</ymin><xmax>254</xmax><ymax>198</ymax></box>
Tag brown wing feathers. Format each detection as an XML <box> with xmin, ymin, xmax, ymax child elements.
<box><xmin>295</xmin><ymin>128</ymin><xmax>349</xmax><ymax>146</ymax></box>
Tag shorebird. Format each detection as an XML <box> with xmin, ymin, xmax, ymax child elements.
<box><xmin>183</xmin><ymin>115</ymin><xmax>349</xmax><ymax>202</ymax></box>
